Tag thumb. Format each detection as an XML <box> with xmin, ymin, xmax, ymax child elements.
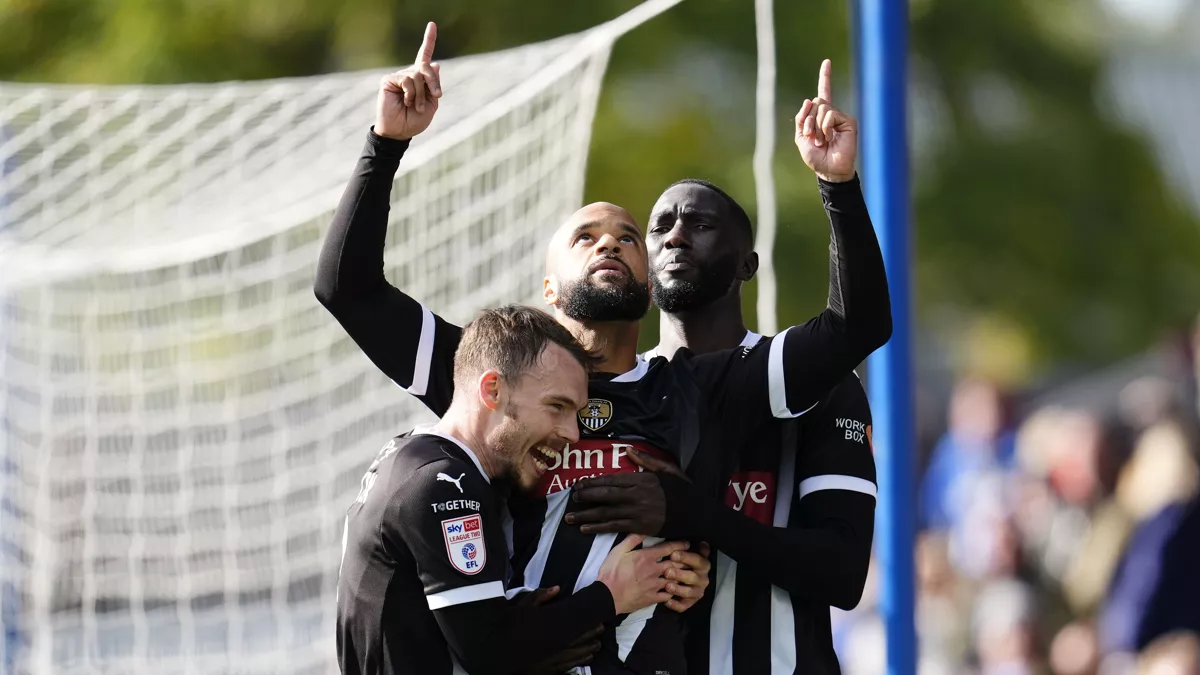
<box><xmin>612</xmin><ymin>533</ymin><xmax>646</xmax><ymax>555</ymax></box>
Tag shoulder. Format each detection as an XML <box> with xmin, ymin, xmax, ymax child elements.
<box><xmin>804</xmin><ymin>372</ymin><xmax>871</xmax><ymax>427</ymax></box>
<box><xmin>391</xmin><ymin>434</ymin><xmax>492</xmax><ymax>505</ymax></box>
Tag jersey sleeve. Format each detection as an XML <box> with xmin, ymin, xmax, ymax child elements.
<box><xmin>314</xmin><ymin>130</ymin><xmax>459</xmax><ymax>416</ymax></box>
<box><xmin>690</xmin><ymin>176</ymin><xmax>891</xmax><ymax>428</ymax></box>
<box><xmin>387</xmin><ymin>459</ymin><xmax>507</xmax><ymax>609</ymax></box>
<box><xmin>384</xmin><ymin>457</ymin><xmax>619</xmax><ymax>674</ymax></box>
<box><xmin>795</xmin><ymin>373</ymin><xmax>877</xmax><ymax>501</ymax></box>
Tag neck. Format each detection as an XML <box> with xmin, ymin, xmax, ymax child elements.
<box><xmin>657</xmin><ymin>293</ymin><xmax>747</xmax><ymax>358</ymax></box>
<box><xmin>433</xmin><ymin>404</ymin><xmax>502</xmax><ymax>482</ymax></box>
<box><xmin>555</xmin><ymin>312</ymin><xmax>640</xmax><ymax>375</ymax></box>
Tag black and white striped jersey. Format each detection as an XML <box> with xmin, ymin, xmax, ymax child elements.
<box><xmin>337</xmin><ymin>430</ymin><xmax>618</xmax><ymax>675</ymax></box>
<box><xmin>649</xmin><ymin>332</ymin><xmax>877</xmax><ymax>675</ymax></box>
<box><xmin>317</xmin><ymin>132</ymin><xmax>891</xmax><ymax>674</ymax></box>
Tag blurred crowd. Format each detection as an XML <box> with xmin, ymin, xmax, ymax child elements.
<box><xmin>833</xmin><ymin>319</ymin><xmax>1200</xmax><ymax>675</ymax></box>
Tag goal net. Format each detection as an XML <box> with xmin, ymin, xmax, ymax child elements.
<box><xmin>0</xmin><ymin>2</ymin><xmax>679</xmax><ymax>671</ymax></box>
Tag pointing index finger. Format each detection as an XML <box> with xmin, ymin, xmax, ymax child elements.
<box><xmin>416</xmin><ymin>22</ymin><xmax>437</xmax><ymax>64</ymax></box>
<box><xmin>818</xmin><ymin>59</ymin><xmax>833</xmax><ymax>104</ymax></box>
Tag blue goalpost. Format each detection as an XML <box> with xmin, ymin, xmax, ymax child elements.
<box><xmin>855</xmin><ymin>0</ymin><xmax>917</xmax><ymax>673</ymax></box>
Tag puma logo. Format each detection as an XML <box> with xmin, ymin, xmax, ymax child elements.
<box><xmin>437</xmin><ymin>472</ymin><xmax>465</xmax><ymax>494</ymax></box>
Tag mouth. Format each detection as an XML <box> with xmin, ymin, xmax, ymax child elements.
<box><xmin>529</xmin><ymin>444</ymin><xmax>561</xmax><ymax>475</ymax></box>
<box><xmin>589</xmin><ymin>258</ymin><xmax>629</xmax><ymax>279</ymax></box>
<box><xmin>660</xmin><ymin>255</ymin><xmax>694</xmax><ymax>273</ymax></box>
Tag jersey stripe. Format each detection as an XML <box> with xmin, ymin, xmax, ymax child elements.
<box><xmin>767</xmin><ymin>327</ymin><xmax>819</xmax><ymax>419</ymax></box>
<box><xmin>426</xmin><ymin>580</ymin><xmax>505</xmax><ymax>609</ymax></box>
<box><xmin>574</xmin><ymin>532</ymin><xmax>618</xmax><ymax>593</ymax></box>
<box><xmin>769</xmin><ymin>418</ymin><xmax>799</xmax><ymax>673</ymax></box>
<box><xmin>510</xmin><ymin>490</ymin><xmax>571</xmax><ymax>594</ymax></box>
<box><xmin>610</xmin><ymin>535</ymin><xmax>664</xmax><ymax>661</ymax></box>
<box><xmin>708</xmin><ymin>553</ymin><xmax>738</xmax><ymax>673</ymax></box>
<box><xmin>798</xmin><ymin>474</ymin><xmax>877</xmax><ymax>499</ymax></box>
<box><xmin>404</xmin><ymin>304</ymin><xmax>436</xmax><ymax>395</ymax></box>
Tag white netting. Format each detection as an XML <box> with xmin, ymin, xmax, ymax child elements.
<box><xmin>0</xmin><ymin>3</ymin><xmax>683</xmax><ymax>669</ymax></box>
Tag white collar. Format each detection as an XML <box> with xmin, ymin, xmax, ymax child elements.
<box><xmin>609</xmin><ymin>357</ymin><xmax>650</xmax><ymax>382</ymax></box>
<box><xmin>412</xmin><ymin>426</ymin><xmax>491</xmax><ymax>483</ymax></box>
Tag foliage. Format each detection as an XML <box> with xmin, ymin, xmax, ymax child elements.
<box><xmin>3</xmin><ymin>0</ymin><xmax>1196</xmax><ymax>367</ymax></box>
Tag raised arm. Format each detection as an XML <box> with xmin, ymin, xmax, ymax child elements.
<box><xmin>314</xmin><ymin>22</ymin><xmax>458</xmax><ymax>415</ymax></box>
<box><xmin>693</xmin><ymin>60</ymin><xmax>891</xmax><ymax>425</ymax></box>
<box><xmin>774</xmin><ymin>60</ymin><xmax>891</xmax><ymax>413</ymax></box>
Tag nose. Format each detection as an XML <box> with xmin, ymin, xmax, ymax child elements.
<box><xmin>662</xmin><ymin>220</ymin><xmax>690</xmax><ymax>250</ymax></box>
<box><xmin>561</xmin><ymin>418</ymin><xmax>581</xmax><ymax>445</ymax></box>
<box><xmin>594</xmin><ymin>232</ymin><xmax>623</xmax><ymax>255</ymax></box>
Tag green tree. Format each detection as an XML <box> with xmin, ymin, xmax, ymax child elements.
<box><xmin>3</xmin><ymin>0</ymin><xmax>1196</xmax><ymax>369</ymax></box>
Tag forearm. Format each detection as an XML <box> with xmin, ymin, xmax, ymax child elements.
<box><xmin>436</xmin><ymin>583</ymin><xmax>615</xmax><ymax>675</ymax></box>
<box><xmin>664</xmin><ymin>479</ymin><xmax>873</xmax><ymax>609</ymax></box>
<box><xmin>819</xmin><ymin>174</ymin><xmax>891</xmax><ymax>350</ymax></box>
<box><xmin>314</xmin><ymin>130</ymin><xmax>410</xmax><ymax>306</ymax></box>
<box><xmin>770</xmin><ymin>177</ymin><xmax>891</xmax><ymax>415</ymax></box>
<box><xmin>313</xmin><ymin>131</ymin><xmax>460</xmax><ymax>406</ymax></box>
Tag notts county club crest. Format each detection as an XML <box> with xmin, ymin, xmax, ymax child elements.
<box><xmin>579</xmin><ymin>399</ymin><xmax>612</xmax><ymax>431</ymax></box>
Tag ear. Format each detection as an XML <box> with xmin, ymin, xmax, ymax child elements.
<box><xmin>738</xmin><ymin>251</ymin><xmax>759</xmax><ymax>283</ymax></box>
<box><xmin>543</xmin><ymin>274</ymin><xmax>559</xmax><ymax>308</ymax></box>
<box><xmin>477</xmin><ymin>370</ymin><xmax>503</xmax><ymax>411</ymax></box>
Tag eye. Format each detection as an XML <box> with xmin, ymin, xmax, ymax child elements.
<box><xmin>550</xmin><ymin>402</ymin><xmax>565</xmax><ymax>412</ymax></box>
<box><xmin>575</xmin><ymin>234</ymin><xmax>593</xmax><ymax>245</ymax></box>
<box><xmin>620</xmin><ymin>235</ymin><xmax>636</xmax><ymax>244</ymax></box>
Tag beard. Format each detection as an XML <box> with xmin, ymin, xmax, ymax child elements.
<box><xmin>485</xmin><ymin>409</ymin><xmax>534</xmax><ymax>492</ymax></box>
<box><xmin>558</xmin><ymin>273</ymin><xmax>650</xmax><ymax>323</ymax></box>
<box><xmin>651</xmin><ymin>257</ymin><xmax>739</xmax><ymax>314</ymax></box>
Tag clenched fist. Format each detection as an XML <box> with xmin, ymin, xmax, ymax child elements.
<box><xmin>376</xmin><ymin>22</ymin><xmax>443</xmax><ymax>141</ymax></box>
<box><xmin>794</xmin><ymin>59</ymin><xmax>857</xmax><ymax>183</ymax></box>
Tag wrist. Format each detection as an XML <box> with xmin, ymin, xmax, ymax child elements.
<box><xmin>367</xmin><ymin>127</ymin><xmax>413</xmax><ymax>158</ymax></box>
<box><xmin>595</xmin><ymin>577</ymin><xmax>625</xmax><ymax>614</ymax></box>
<box><xmin>658</xmin><ymin>473</ymin><xmax>702</xmax><ymax>539</ymax></box>
<box><xmin>816</xmin><ymin>171</ymin><xmax>856</xmax><ymax>184</ymax></box>
<box><xmin>371</xmin><ymin>124</ymin><xmax>413</xmax><ymax>142</ymax></box>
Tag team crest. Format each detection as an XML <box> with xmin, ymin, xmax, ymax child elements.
<box><xmin>442</xmin><ymin>514</ymin><xmax>486</xmax><ymax>575</ymax></box>
<box><xmin>578</xmin><ymin>399</ymin><xmax>613</xmax><ymax>431</ymax></box>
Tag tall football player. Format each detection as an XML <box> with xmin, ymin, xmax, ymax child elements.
<box><xmin>570</xmin><ymin>60</ymin><xmax>878</xmax><ymax>674</ymax></box>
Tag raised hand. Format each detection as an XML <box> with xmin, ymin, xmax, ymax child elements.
<box><xmin>375</xmin><ymin>22</ymin><xmax>443</xmax><ymax>140</ymax></box>
<box><xmin>794</xmin><ymin>59</ymin><xmax>857</xmax><ymax>183</ymax></box>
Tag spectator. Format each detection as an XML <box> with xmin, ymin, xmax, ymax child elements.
<box><xmin>921</xmin><ymin>378</ymin><xmax>1017</xmax><ymax>533</ymax></box>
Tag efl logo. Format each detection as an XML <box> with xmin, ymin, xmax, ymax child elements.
<box><xmin>724</xmin><ymin>471</ymin><xmax>777</xmax><ymax>525</ymax></box>
<box><xmin>535</xmin><ymin>440</ymin><xmax>675</xmax><ymax>496</ymax></box>
<box><xmin>441</xmin><ymin>514</ymin><xmax>486</xmax><ymax>575</ymax></box>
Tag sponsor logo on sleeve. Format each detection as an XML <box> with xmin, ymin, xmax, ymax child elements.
<box><xmin>723</xmin><ymin>470</ymin><xmax>777</xmax><ymax>525</ymax></box>
<box><xmin>835</xmin><ymin>418</ymin><xmax>870</xmax><ymax>445</ymax></box>
<box><xmin>436</xmin><ymin>472</ymin><xmax>466</xmax><ymax>493</ymax></box>
<box><xmin>431</xmin><ymin>499</ymin><xmax>482</xmax><ymax>513</ymax></box>
<box><xmin>442</xmin><ymin>514</ymin><xmax>486</xmax><ymax>574</ymax></box>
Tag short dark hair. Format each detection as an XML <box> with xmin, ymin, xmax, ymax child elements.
<box><xmin>454</xmin><ymin>305</ymin><xmax>599</xmax><ymax>387</ymax></box>
<box><xmin>667</xmin><ymin>178</ymin><xmax>753</xmax><ymax>244</ymax></box>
